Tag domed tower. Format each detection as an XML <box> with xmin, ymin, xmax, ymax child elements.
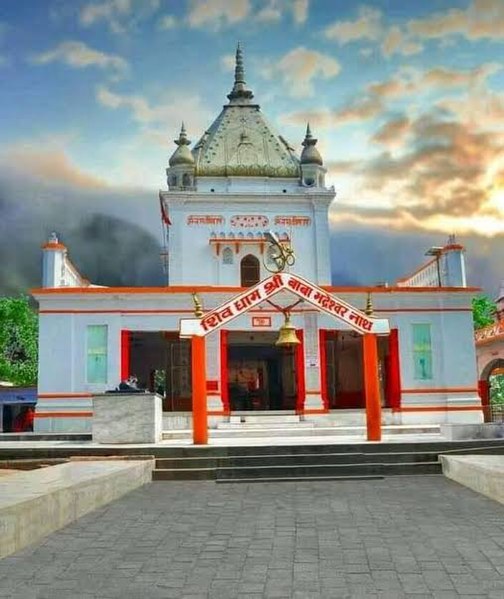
<box><xmin>300</xmin><ymin>123</ymin><xmax>326</xmax><ymax>188</ymax></box>
<box><xmin>166</xmin><ymin>123</ymin><xmax>195</xmax><ymax>190</ymax></box>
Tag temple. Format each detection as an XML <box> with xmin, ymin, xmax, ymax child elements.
<box><xmin>32</xmin><ymin>45</ymin><xmax>483</xmax><ymax>438</ymax></box>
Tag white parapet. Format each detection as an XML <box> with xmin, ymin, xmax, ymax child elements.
<box><xmin>440</xmin><ymin>455</ymin><xmax>504</xmax><ymax>505</ymax></box>
<box><xmin>0</xmin><ymin>459</ymin><xmax>154</xmax><ymax>558</ymax></box>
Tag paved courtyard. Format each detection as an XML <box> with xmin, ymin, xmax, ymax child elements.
<box><xmin>1</xmin><ymin>476</ymin><xmax>504</xmax><ymax>599</ymax></box>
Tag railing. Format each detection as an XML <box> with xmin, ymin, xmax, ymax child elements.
<box><xmin>483</xmin><ymin>404</ymin><xmax>504</xmax><ymax>423</ymax></box>
<box><xmin>475</xmin><ymin>320</ymin><xmax>504</xmax><ymax>343</ymax></box>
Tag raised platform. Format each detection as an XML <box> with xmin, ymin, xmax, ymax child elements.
<box><xmin>0</xmin><ymin>458</ymin><xmax>154</xmax><ymax>558</ymax></box>
<box><xmin>440</xmin><ymin>455</ymin><xmax>504</xmax><ymax>505</ymax></box>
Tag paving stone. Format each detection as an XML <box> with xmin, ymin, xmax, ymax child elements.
<box><xmin>1</xmin><ymin>477</ymin><xmax>504</xmax><ymax>597</ymax></box>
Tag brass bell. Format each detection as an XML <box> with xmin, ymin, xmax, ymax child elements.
<box><xmin>275</xmin><ymin>313</ymin><xmax>301</xmax><ymax>347</ymax></box>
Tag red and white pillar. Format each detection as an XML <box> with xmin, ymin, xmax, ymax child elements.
<box><xmin>192</xmin><ymin>335</ymin><xmax>208</xmax><ymax>444</ymax></box>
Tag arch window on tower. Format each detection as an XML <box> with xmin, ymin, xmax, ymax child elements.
<box><xmin>240</xmin><ymin>254</ymin><xmax>260</xmax><ymax>287</ymax></box>
<box><xmin>182</xmin><ymin>173</ymin><xmax>192</xmax><ymax>187</ymax></box>
<box><xmin>222</xmin><ymin>247</ymin><xmax>233</xmax><ymax>265</ymax></box>
<box><xmin>169</xmin><ymin>175</ymin><xmax>177</xmax><ymax>187</ymax></box>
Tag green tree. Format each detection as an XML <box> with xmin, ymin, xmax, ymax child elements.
<box><xmin>472</xmin><ymin>295</ymin><xmax>497</xmax><ymax>330</ymax></box>
<box><xmin>490</xmin><ymin>375</ymin><xmax>504</xmax><ymax>405</ymax></box>
<box><xmin>0</xmin><ymin>296</ymin><xmax>38</xmax><ymax>386</ymax></box>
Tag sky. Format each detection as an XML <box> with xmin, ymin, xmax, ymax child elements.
<box><xmin>0</xmin><ymin>0</ymin><xmax>503</xmax><ymax>295</ymax></box>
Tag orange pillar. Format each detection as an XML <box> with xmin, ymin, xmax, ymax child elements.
<box><xmin>363</xmin><ymin>333</ymin><xmax>381</xmax><ymax>442</ymax></box>
<box><xmin>191</xmin><ymin>335</ymin><xmax>208</xmax><ymax>445</ymax></box>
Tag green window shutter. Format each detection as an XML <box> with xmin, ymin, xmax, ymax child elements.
<box><xmin>412</xmin><ymin>324</ymin><xmax>433</xmax><ymax>380</ymax></box>
<box><xmin>87</xmin><ymin>325</ymin><xmax>108</xmax><ymax>384</ymax></box>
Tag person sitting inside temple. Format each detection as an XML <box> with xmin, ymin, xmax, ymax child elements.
<box><xmin>117</xmin><ymin>375</ymin><xmax>143</xmax><ymax>392</ymax></box>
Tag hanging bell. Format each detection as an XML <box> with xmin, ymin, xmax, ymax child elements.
<box><xmin>275</xmin><ymin>313</ymin><xmax>301</xmax><ymax>347</ymax></box>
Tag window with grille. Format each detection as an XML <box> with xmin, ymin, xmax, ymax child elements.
<box><xmin>240</xmin><ymin>254</ymin><xmax>260</xmax><ymax>287</ymax></box>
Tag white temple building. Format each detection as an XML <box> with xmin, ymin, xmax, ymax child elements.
<box><xmin>32</xmin><ymin>45</ymin><xmax>483</xmax><ymax>435</ymax></box>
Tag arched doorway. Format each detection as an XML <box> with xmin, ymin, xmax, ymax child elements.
<box><xmin>480</xmin><ymin>358</ymin><xmax>504</xmax><ymax>422</ymax></box>
<box><xmin>240</xmin><ymin>254</ymin><xmax>260</xmax><ymax>287</ymax></box>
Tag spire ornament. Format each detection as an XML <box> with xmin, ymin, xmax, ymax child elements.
<box><xmin>365</xmin><ymin>292</ymin><xmax>374</xmax><ymax>316</ymax></box>
<box><xmin>227</xmin><ymin>42</ymin><xmax>254</xmax><ymax>104</ymax></box>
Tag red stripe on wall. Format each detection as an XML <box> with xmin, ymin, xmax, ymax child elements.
<box><xmin>34</xmin><ymin>411</ymin><xmax>93</xmax><ymax>418</ymax></box>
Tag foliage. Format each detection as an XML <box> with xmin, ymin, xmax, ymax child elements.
<box><xmin>472</xmin><ymin>295</ymin><xmax>497</xmax><ymax>330</ymax></box>
<box><xmin>490</xmin><ymin>375</ymin><xmax>504</xmax><ymax>405</ymax></box>
<box><xmin>0</xmin><ymin>296</ymin><xmax>38</xmax><ymax>386</ymax></box>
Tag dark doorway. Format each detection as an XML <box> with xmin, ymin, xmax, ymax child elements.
<box><xmin>129</xmin><ymin>332</ymin><xmax>192</xmax><ymax>411</ymax></box>
<box><xmin>227</xmin><ymin>331</ymin><xmax>297</xmax><ymax>411</ymax></box>
<box><xmin>323</xmin><ymin>330</ymin><xmax>389</xmax><ymax>409</ymax></box>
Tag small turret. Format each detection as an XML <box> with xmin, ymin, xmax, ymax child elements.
<box><xmin>166</xmin><ymin>123</ymin><xmax>195</xmax><ymax>190</ymax></box>
<box><xmin>300</xmin><ymin>123</ymin><xmax>323</xmax><ymax>166</ymax></box>
<box><xmin>300</xmin><ymin>123</ymin><xmax>326</xmax><ymax>188</ymax></box>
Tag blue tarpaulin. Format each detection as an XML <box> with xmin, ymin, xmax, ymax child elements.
<box><xmin>0</xmin><ymin>388</ymin><xmax>37</xmax><ymax>405</ymax></box>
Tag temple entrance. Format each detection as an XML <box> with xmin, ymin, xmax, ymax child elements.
<box><xmin>227</xmin><ymin>331</ymin><xmax>297</xmax><ymax>411</ymax></box>
<box><xmin>129</xmin><ymin>331</ymin><xmax>192</xmax><ymax>412</ymax></box>
<box><xmin>323</xmin><ymin>330</ymin><xmax>392</xmax><ymax>409</ymax></box>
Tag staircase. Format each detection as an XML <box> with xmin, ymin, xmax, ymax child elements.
<box><xmin>152</xmin><ymin>440</ymin><xmax>504</xmax><ymax>483</ymax></box>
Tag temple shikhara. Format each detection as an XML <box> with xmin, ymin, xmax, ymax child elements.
<box><xmin>32</xmin><ymin>45</ymin><xmax>484</xmax><ymax>441</ymax></box>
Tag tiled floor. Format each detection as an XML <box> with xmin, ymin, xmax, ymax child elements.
<box><xmin>1</xmin><ymin>476</ymin><xmax>504</xmax><ymax>598</ymax></box>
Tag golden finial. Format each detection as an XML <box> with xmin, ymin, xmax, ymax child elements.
<box><xmin>192</xmin><ymin>292</ymin><xmax>203</xmax><ymax>318</ymax></box>
<box><xmin>365</xmin><ymin>292</ymin><xmax>374</xmax><ymax>316</ymax></box>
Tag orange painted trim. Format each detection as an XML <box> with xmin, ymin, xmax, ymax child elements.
<box><xmin>41</xmin><ymin>242</ymin><xmax>66</xmax><ymax>250</ymax></box>
<box><xmin>305</xmin><ymin>391</ymin><xmax>321</xmax><ymax>395</ymax></box>
<box><xmin>38</xmin><ymin>393</ymin><xmax>92</xmax><ymax>399</ymax></box>
<box><xmin>207</xmin><ymin>391</ymin><xmax>221</xmax><ymax>397</ymax></box>
<box><xmin>34</xmin><ymin>411</ymin><xmax>93</xmax><ymax>418</ymax></box>
<box><xmin>32</xmin><ymin>285</ymin><xmax>481</xmax><ymax>296</ymax></box>
<box><xmin>374</xmin><ymin>308</ymin><xmax>472</xmax><ymax>313</ymax></box>
<box><xmin>303</xmin><ymin>408</ymin><xmax>329</xmax><ymax>414</ymax></box>
<box><xmin>399</xmin><ymin>406</ymin><xmax>482</xmax><ymax>412</ymax></box>
<box><xmin>40</xmin><ymin>309</ymin><xmax>196</xmax><ymax>314</ymax></box>
<box><xmin>207</xmin><ymin>410</ymin><xmax>226</xmax><ymax>416</ymax></box>
<box><xmin>402</xmin><ymin>387</ymin><xmax>478</xmax><ymax>394</ymax></box>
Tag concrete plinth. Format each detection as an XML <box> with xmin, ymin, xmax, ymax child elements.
<box><xmin>92</xmin><ymin>393</ymin><xmax>162</xmax><ymax>444</ymax></box>
<box><xmin>440</xmin><ymin>455</ymin><xmax>504</xmax><ymax>505</ymax></box>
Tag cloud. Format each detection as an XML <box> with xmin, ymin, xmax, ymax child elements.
<box><xmin>381</xmin><ymin>27</ymin><xmax>423</xmax><ymax>57</ymax></box>
<box><xmin>96</xmin><ymin>85</ymin><xmax>212</xmax><ymax>145</ymax></box>
<box><xmin>371</xmin><ymin>116</ymin><xmax>410</xmax><ymax>147</ymax></box>
<box><xmin>284</xmin><ymin>63</ymin><xmax>502</xmax><ymax>130</ymax></box>
<box><xmin>1</xmin><ymin>147</ymin><xmax>107</xmax><ymax>190</ymax></box>
<box><xmin>408</xmin><ymin>0</ymin><xmax>504</xmax><ymax>42</ymax></box>
<box><xmin>292</xmin><ymin>0</ymin><xmax>309</xmax><ymax>25</ymax></box>
<box><xmin>80</xmin><ymin>0</ymin><xmax>160</xmax><ymax>34</ymax></box>
<box><xmin>328</xmin><ymin>112</ymin><xmax>504</xmax><ymax>237</ymax></box>
<box><xmin>158</xmin><ymin>14</ymin><xmax>177</xmax><ymax>30</ymax></box>
<box><xmin>324</xmin><ymin>6</ymin><xmax>382</xmax><ymax>43</ymax></box>
<box><xmin>261</xmin><ymin>47</ymin><xmax>340</xmax><ymax>98</ymax></box>
<box><xmin>220</xmin><ymin>53</ymin><xmax>235</xmax><ymax>72</ymax></box>
<box><xmin>30</xmin><ymin>41</ymin><xmax>128</xmax><ymax>75</ymax></box>
<box><xmin>187</xmin><ymin>0</ymin><xmax>251</xmax><ymax>30</ymax></box>
<box><xmin>282</xmin><ymin>95</ymin><xmax>383</xmax><ymax>128</ymax></box>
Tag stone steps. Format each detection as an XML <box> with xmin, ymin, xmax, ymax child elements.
<box><xmin>161</xmin><ymin>424</ymin><xmax>440</xmax><ymax>440</ymax></box>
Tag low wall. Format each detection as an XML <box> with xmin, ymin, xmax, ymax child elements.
<box><xmin>440</xmin><ymin>423</ymin><xmax>504</xmax><ymax>440</ymax></box>
<box><xmin>440</xmin><ymin>455</ymin><xmax>504</xmax><ymax>505</ymax></box>
<box><xmin>0</xmin><ymin>458</ymin><xmax>154</xmax><ymax>559</ymax></box>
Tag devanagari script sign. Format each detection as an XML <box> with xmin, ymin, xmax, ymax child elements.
<box><xmin>180</xmin><ymin>273</ymin><xmax>390</xmax><ymax>337</ymax></box>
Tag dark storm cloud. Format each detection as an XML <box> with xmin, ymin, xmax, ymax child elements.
<box><xmin>0</xmin><ymin>169</ymin><xmax>164</xmax><ymax>295</ymax></box>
